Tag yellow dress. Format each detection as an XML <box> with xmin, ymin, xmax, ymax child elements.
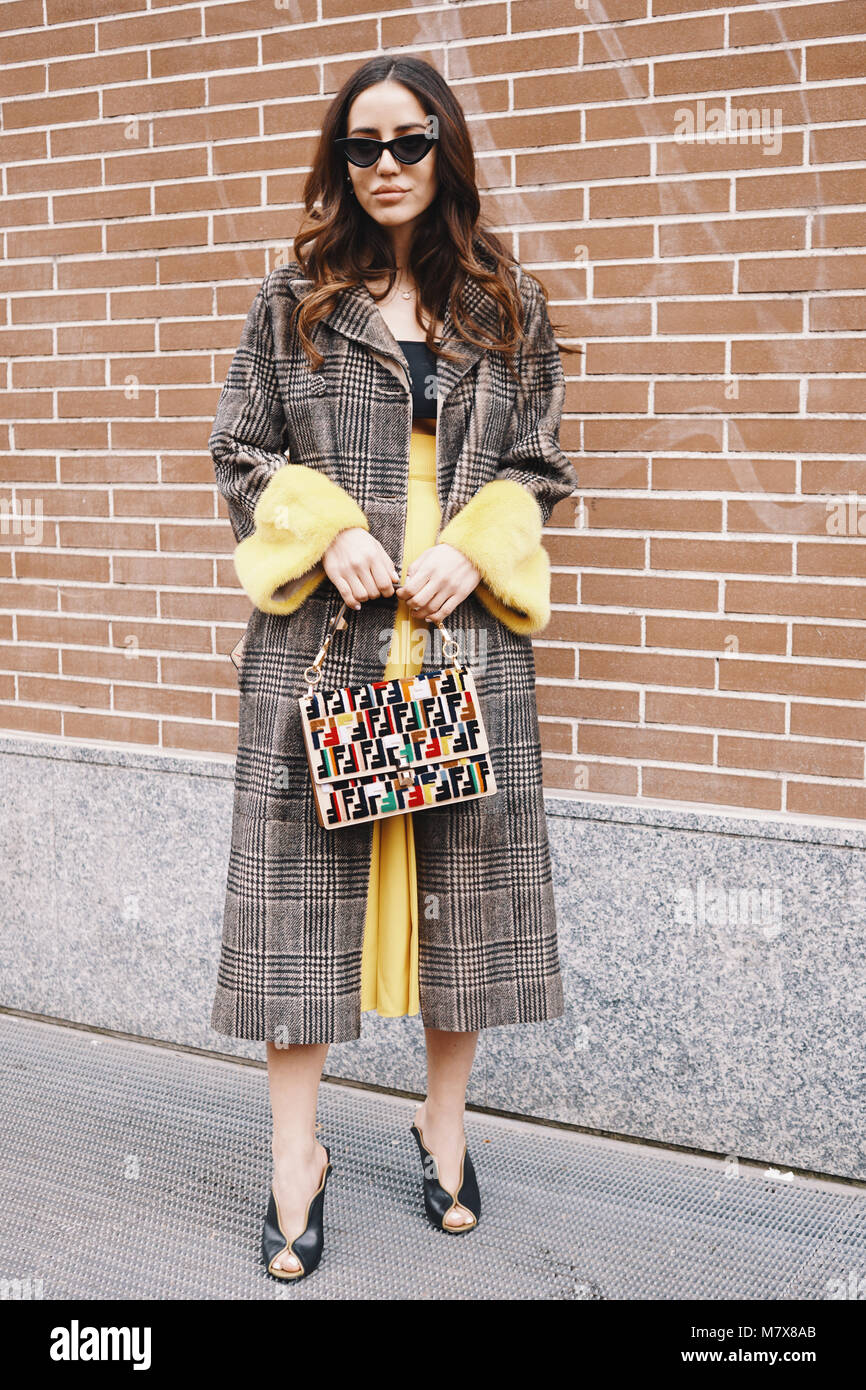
<box><xmin>360</xmin><ymin>418</ymin><xmax>440</xmax><ymax>1018</ymax></box>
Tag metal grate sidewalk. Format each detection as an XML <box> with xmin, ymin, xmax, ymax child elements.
<box><xmin>1</xmin><ymin>1012</ymin><xmax>863</xmax><ymax>1300</ymax></box>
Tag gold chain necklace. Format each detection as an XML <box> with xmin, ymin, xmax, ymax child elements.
<box><xmin>366</xmin><ymin>268</ymin><xmax>416</xmax><ymax>301</ymax></box>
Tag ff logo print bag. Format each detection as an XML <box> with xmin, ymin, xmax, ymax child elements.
<box><xmin>295</xmin><ymin>602</ymin><xmax>497</xmax><ymax>830</ymax></box>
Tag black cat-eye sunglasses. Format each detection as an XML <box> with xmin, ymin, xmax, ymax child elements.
<box><xmin>334</xmin><ymin>131</ymin><xmax>438</xmax><ymax>168</ymax></box>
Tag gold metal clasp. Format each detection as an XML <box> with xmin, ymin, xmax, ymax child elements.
<box><xmin>437</xmin><ymin>619</ymin><xmax>462</xmax><ymax>664</ymax></box>
<box><xmin>304</xmin><ymin>604</ymin><xmax>349</xmax><ymax>695</ymax></box>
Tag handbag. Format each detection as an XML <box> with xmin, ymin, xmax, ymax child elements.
<box><xmin>297</xmin><ymin>600</ymin><xmax>497</xmax><ymax>830</ymax></box>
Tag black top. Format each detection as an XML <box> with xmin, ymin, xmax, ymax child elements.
<box><xmin>397</xmin><ymin>339</ymin><xmax>439</xmax><ymax>420</ymax></box>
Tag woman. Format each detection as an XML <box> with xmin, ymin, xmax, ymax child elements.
<box><xmin>208</xmin><ymin>55</ymin><xmax>577</xmax><ymax>1280</ymax></box>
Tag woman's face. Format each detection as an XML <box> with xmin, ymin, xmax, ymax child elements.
<box><xmin>343</xmin><ymin>81</ymin><xmax>438</xmax><ymax>235</ymax></box>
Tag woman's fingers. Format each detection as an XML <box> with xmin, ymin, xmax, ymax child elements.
<box><xmin>336</xmin><ymin>577</ymin><xmax>362</xmax><ymax>609</ymax></box>
<box><xmin>370</xmin><ymin>553</ymin><xmax>400</xmax><ymax>596</ymax></box>
<box><xmin>336</xmin><ymin>560</ymin><xmax>397</xmax><ymax>609</ymax></box>
<box><xmin>406</xmin><ymin>578</ymin><xmax>455</xmax><ymax>619</ymax></box>
<box><xmin>397</xmin><ymin>544</ymin><xmax>482</xmax><ymax>620</ymax></box>
<box><xmin>428</xmin><ymin>595</ymin><xmax>457</xmax><ymax>622</ymax></box>
<box><xmin>353</xmin><ymin>565</ymin><xmax>380</xmax><ymax>603</ymax></box>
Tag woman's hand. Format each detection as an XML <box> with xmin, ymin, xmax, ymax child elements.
<box><xmin>396</xmin><ymin>543</ymin><xmax>481</xmax><ymax>621</ymax></box>
<box><xmin>323</xmin><ymin>527</ymin><xmax>401</xmax><ymax>610</ymax></box>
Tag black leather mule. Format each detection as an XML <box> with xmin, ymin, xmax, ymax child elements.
<box><xmin>410</xmin><ymin>1122</ymin><xmax>480</xmax><ymax>1234</ymax></box>
<box><xmin>262</xmin><ymin>1146</ymin><xmax>332</xmax><ymax>1281</ymax></box>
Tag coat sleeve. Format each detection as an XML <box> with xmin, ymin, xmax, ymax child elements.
<box><xmin>209</xmin><ymin>275</ymin><xmax>370</xmax><ymax>615</ymax></box>
<box><xmin>434</xmin><ymin>272</ymin><xmax>577</xmax><ymax>636</ymax></box>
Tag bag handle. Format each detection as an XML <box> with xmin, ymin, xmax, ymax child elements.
<box><xmin>302</xmin><ymin>599</ymin><xmax>462</xmax><ymax>697</ymax></box>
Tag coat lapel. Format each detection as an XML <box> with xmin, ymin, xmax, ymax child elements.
<box><xmin>282</xmin><ymin>260</ymin><xmax>502</xmax><ymax>408</ymax></box>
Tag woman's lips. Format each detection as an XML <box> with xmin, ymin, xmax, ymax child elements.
<box><xmin>373</xmin><ymin>189</ymin><xmax>407</xmax><ymax>200</ymax></box>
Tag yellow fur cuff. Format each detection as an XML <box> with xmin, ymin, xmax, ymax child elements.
<box><xmin>435</xmin><ymin>479</ymin><xmax>551</xmax><ymax>635</ymax></box>
<box><xmin>233</xmin><ymin>463</ymin><xmax>369</xmax><ymax>615</ymax></box>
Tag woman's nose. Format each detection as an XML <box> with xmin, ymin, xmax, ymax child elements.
<box><xmin>376</xmin><ymin>149</ymin><xmax>401</xmax><ymax>176</ymax></box>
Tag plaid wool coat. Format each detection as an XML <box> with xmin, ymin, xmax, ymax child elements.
<box><xmin>209</xmin><ymin>242</ymin><xmax>578</xmax><ymax>1043</ymax></box>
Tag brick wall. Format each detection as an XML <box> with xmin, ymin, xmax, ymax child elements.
<box><xmin>1</xmin><ymin>1</ymin><xmax>865</xmax><ymax>822</ymax></box>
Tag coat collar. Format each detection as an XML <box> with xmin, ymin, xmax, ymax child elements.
<box><xmin>281</xmin><ymin>240</ymin><xmax>505</xmax><ymax>404</ymax></box>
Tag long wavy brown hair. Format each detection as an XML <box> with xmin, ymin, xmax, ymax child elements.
<box><xmin>289</xmin><ymin>55</ymin><xmax>577</xmax><ymax>382</ymax></box>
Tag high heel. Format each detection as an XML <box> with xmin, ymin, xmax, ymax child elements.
<box><xmin>262</xmin><ymin>1145</ymin><xmax>332</xmax><ymax>1281</ymax></box>
<box><xmin>410</xmin><ymin>1122</ymin><xmax>480</xmax><ymax>1234</ymax></box>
